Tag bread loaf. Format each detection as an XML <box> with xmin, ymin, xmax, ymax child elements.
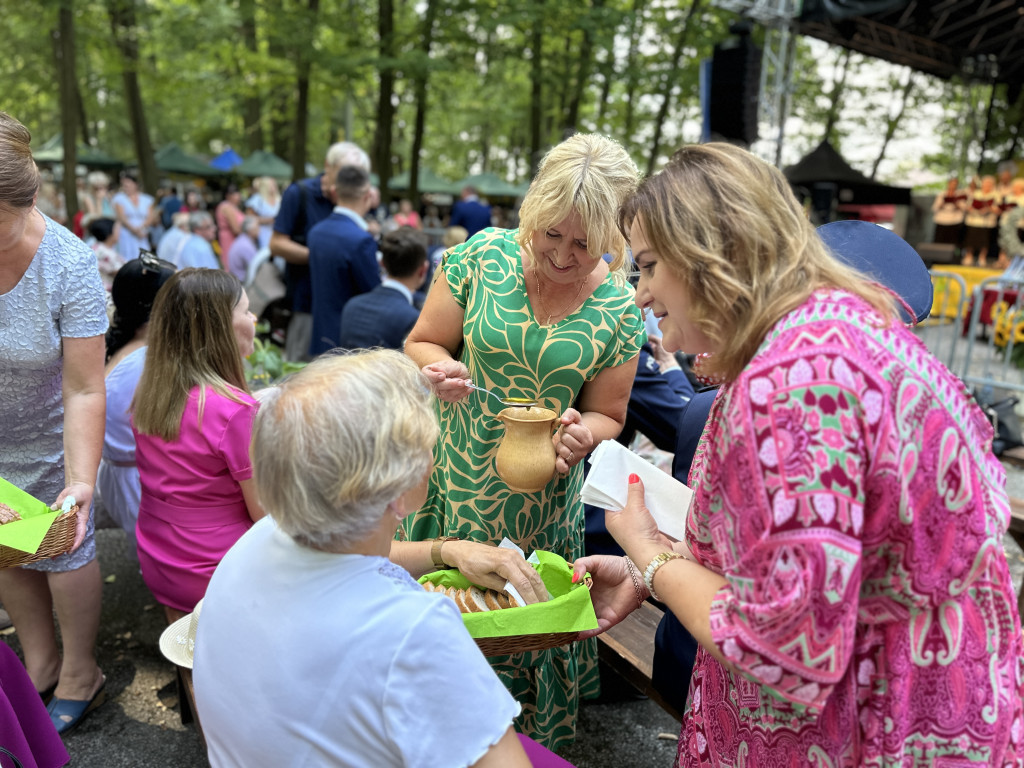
<box><xmin>0</xmin><ymin>502</ymin><xmax>22</xmax><ymax>525</ymax></box>
<box><xmin>422</xmin><ymin>582</ymin><xmax>519</xmax><ymax>613</ymax></box>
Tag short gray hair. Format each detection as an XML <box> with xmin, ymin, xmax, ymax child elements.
<box><xmin>251</xmin><ymin>349</ymin><xmax>437</xmax><ymax>550</ymax></box>
<box><xmin>241</xmin><ymin>214</ymin><xmax>260</xmax><ymax>236</ymax></box>
<box><xmin>325</xmin><ymin>141</ymin><xmax>371</xmax><ymax>173</ymax></box>
<box><xmin>188</xmin><ymin>211</ymin><xmax>213</xmax><ymax>232</ymax></box>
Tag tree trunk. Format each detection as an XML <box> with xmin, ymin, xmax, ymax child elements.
<box><xmin>822</xmin><ymin>48</ymin><xmax>852</xmax><ymax>146</ymax></box>
<box><xmin>108</xmin><ymin>0</ymin><xmax>157</xmax><ymax>193</ymax></box>
<box><xmin>408</xmin><ymin>0</ymin><xmax>439</xmax><ymax>205</ymax></box>
<box><xmin>74</xmin><ymin>77</ymin><xmax>90</xmax><ymax>146</ymax></box>
<box><xmin>54</xmin><ymin>0</ymin><xmax>79</xmax><ymax>222</ymax></box>
<box><xmin>595</xmin><ymin>49</ymin><xmax>614</xmax><ymax>130</ymax></box>
<box><xmin>623</xmin><ymin>0</ymin><xmax>646</xmax><ymax>147</ymax></box>
<box><xmin>477</xmin><ymin>27</ymin><xmax>495</xmax><ymax>175</ymax></box>
<box><xmin>266</xmin><ymin>0</ymin><xmax>291</xmax><ymax>162</ymax></box>
<box><xmin>646</xmin><ymin>0</ymin><xmax>703</xmax><ymax>176</ymax></box>
<box><xmin>870</xmin><ymin>72</ymin><xmax>915</xmax><ymax>180</ymax></box>
<box><xmin>528</xmin><ymin>0</ymin><xmax>545</xmax><ymax>177</ymax></box>
<box><xmin>374</xmin><ymin>0</ymin><xmax>396</xmax><ymax>205</ymax></box>
<box><xmin>240</xmin><ymin>0</ymin><xmax>264</xmax><ymax>154</ymax></box>
<box><xmin>292</xmin><ymin>0</ymin><xmax>320</xmax><ymax>180</ymax></box>
<box><xmin>563</xmin><ymin>0</ymin><xmax>603</xmax><ymax>138</ymax></box>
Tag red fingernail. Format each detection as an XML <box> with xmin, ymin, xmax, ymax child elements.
<box><xmin>571</xmin><ymin>571</ymin><xmax>580</xmax><ymax>583</ymax></box>
<box><xmin>629</xmin><ymin>473</ymin><xmax>640</xmax><ymax>484</ymax></box>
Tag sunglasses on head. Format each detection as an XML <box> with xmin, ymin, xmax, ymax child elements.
<box><xmin>137</xmin><ymin>249</ymin><xmax>176</xmax><ymax>276</ymax></box>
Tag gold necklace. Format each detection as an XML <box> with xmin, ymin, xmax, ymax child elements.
<box><xmin>534</xmin><ymin>265</ymin><xmax>586</xmax><ymax>325</ymax></box>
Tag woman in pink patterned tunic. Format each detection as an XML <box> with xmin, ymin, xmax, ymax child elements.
<box><xmin>576</xmin><ymin>143</ymin><xmax>1024</xmax><ymax>766</ymax></box>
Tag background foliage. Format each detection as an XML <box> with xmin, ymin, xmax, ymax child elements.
<box><xmin>1</xmin><ymin>0</ymin><xmax>1017</xmax><ymax>207</ymax></box>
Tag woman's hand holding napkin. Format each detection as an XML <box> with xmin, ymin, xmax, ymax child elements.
<box><xmin>579</xmin><ymin>440</ymin><xmax>693</xmax><ymax>541</ymax></box>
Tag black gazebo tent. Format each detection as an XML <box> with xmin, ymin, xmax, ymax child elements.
<box><xmin>785</xmin><ymin>140</ymin><xmax>912</xmax><ymax>206</ymax></box>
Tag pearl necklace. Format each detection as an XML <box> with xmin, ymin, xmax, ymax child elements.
<box><xmin>534</xmin><ymin>266</ymin><xmax>586</xmax><ymax>325</ymax></box>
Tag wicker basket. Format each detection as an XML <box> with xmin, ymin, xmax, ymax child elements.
<box><xmin>472</xmin><ymin>578</ymin><xmax>592</xmax><ymax>656</ymax></box>
<box><xmin>0</xmin><ymin>507</ymin><xmax>78</xmax><ymax>570</ymax></box>
<box><xmin>475</xmin><ymin>629</ymin><xmax>583</xmax><ymax>657</ymax></box>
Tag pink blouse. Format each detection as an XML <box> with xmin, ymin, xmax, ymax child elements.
<box><xmin>134</xmin><ymin>385</ymin><xmax>258</xmax><ymax>612</ymax></box>
<box><xmin>679</xmin><ymin>290</ymin><xmax>1023</xmax><ymax>766</ymax></box>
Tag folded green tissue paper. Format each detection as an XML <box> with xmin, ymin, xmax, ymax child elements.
<box><xmin>0</xmin><ymin>476</ymin><xmax>65</xmax><ymax>555</ymax></box>
<box><xmin>419</xmin><ymin>550</ymin><xmax>598</xmax><ymax>639</ymax></box>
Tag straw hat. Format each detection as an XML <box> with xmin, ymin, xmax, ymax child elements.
<box><xmin>159</xmin><ymin>599</ymin><xmax>203</xmax><ymax>669</ymax></box>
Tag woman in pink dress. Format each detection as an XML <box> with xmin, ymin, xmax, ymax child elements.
<box><xmin>215</xmin><ymin>185</ymin><xmax>245</xmax><ymax>269</ymax></box>
<box><xmin>576</xmin><ymin>143</ymin><xmax>1023</xmax><ymax>765</ymax></box>
<box><xmin>132</xmin><ymin>268</ymin><xmax>262</xmax><ymax>621</ymax></box>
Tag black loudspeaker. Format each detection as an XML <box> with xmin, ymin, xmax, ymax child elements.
<box><xmin>708</xmin><ymin>34</ymin><xmax>761</xmax><ymax>145</ymax></box>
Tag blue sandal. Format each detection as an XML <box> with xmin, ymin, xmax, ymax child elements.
<box><xmin>47</xmin><ymin>677</ymin><xmax>106</xmax><ymax>735</ymax></box>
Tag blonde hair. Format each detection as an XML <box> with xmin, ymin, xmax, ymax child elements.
<box><xmin>132</xmin><ymin>269</ymin><xmax>249</xmax><ymax>440</ymax></box>
<box><xmin>619</xmin><ymin>143</ymin><xmax>896</xmax><ymax>382</ymax></box>
<box><xmin>517</xmin><ymin>134</ymin><xmax>639</xmax><ymax>282</ymax></box>
<box><xmin>0</xmin><ymin>112</ymin><xmax>40</xmax><ymax>210</ymax></box>
<box><xmin>252</xmin><ymin>350</ymin><xmax>438</xmax><ymax>550</ymax></box>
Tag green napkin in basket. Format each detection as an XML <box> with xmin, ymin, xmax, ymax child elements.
<box><xmin>0</xmin><ymin>476</ymin><xmax>64</xmax><ymax>554</ymax></box>
<box><xmin>419</xmin><ymin>550</ymin><xmax>598</xmax><ymax>639</ymax></box>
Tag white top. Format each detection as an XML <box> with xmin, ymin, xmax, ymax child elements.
<box><xmin>194</xmin><ymin>517</ymin><xmax>520</xmax><ymax>768</ymax></box>
<box><xmin>246</xmin><ymin>193</ymin><xmax>280</xmax><ymax>251</ymax></box>
<box><xmin>176</xmin><ymin>234</ymin><xmax>220</xmax><ymax>270</ymax></box>
<box><xmin>96</xmin><ymin>346</ymin><xmax>146</xmax><ymax>541</ymax></box>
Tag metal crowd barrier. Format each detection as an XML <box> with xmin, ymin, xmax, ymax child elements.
<box><xmin>922</xmin><ymin>271</ymin><xmax>1024</xmax><ymax>399</ymax></box>
<box><xmin>919</xmin><ymin>270</ymin><xmax>968</xmax><ymax>372</ymax></box>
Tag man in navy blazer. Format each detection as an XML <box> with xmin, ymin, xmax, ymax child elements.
<box><xmin>339</xmin><ymin>228</ymin><xmax>428</xmax><ymax>350</ymax></box>
<box><xmin>307</xmin><ymin>165</ymin><xmax>381</xmax><ymax>356</ymax></box>
<box><xmin>449</xmin><ymin>186</ymin><xmax>492</xmax><ymax>238</ymax></box>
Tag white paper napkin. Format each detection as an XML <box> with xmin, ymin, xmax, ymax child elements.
<box><xmin>497</xmin><ymin>537</ymin><xmax>551</xmax><ymax>605</ymax></box>
<box><xmin>579</xmin><ymin>440</ymin><xmax>693</xmax><ymax>541</ymax></box>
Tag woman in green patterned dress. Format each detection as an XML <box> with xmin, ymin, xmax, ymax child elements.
<box><xmin>402</xmin><ymin>133</ymin><xmax>645</xmax><ymax>750</ymax></box>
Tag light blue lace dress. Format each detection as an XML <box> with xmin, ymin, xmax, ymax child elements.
<box><xmin>0</xmin><ymin>213</ymin><xmax>108</xmax><ymax>571</ymax></box>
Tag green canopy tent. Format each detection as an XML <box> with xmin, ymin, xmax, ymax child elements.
<box><xmin>453</xmin><ymin>172</ymin><xmax>524</xmax><ymax>199</ymax></box>
<box><xmin>388</xmin><ymin>168</ymin><xmax>459</xmax><ymax>196</ymax></box>
<box><xmin>33</xmin><ymin>134</ymin><xmax>123</xmax><ymax>170</ymax></box>
<box><xmin>155</xmin><ymin>143</ymin><xmax>219</xmax><ymax>177</ymax></box>
<box><xmin>236</xmin><ymin>150</ymin><xmax>293</xmax><ymax>179</ymax></box>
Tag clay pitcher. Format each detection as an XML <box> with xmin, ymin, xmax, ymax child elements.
<box><xmin>494</xmin><ymin>406</ymin><xmax>559</xmax><ymax>493</ymax></box>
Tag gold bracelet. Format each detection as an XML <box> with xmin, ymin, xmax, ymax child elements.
<box><xmin>430</xmin><ymin>536</ymin><xmax>459</xmax><ymax>570</ymax></box>
<box><xmin>623</xmin><ymin>557</ymin><xmax>646</xmax><ymax>609</ymax></box>
<box><xmin>643</xmin><ymin>552</ymin><xmax>683</xmax><ymax>602</ymax></box>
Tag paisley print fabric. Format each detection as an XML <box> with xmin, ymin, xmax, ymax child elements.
<box><xmin>400</xmin><ymin>228</ymin><xmax>644</xmax><ymax>750</ymax></box>
<box><xmin>679</xmin><ymin>290</ymin><xmax>1024</xmax><ymax>766</ymax></box>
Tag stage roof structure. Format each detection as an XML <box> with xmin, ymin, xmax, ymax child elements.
<box><xmin>797</xmin><ymin>1</ymin><xmax>1024</xmax><ymax>87</ymax></box>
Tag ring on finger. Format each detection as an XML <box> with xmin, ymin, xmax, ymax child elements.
<box><xmin>568</xmin><ymin>449</ymin><xmax>574</xmax><ymax>464</ymax></box>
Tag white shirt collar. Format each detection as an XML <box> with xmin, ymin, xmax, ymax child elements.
<box><xmin>381</xmin><ymin>278</ymin><xmax>413</xmax><ymax>304</ymax></box>
<box><xmin>333</xmin><ymin>205</ymin><xmax>368</xmax><ymax>229</ymax></box>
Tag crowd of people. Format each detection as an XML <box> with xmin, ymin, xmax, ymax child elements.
<box><xmin>1</xmin><ymin>106</ymin><xmax>1022</xmax><ymax>768</ymax></box>
<box><xmin>932</xmin><ymin>166</ymin><xmax>1024</xmax><ymax>267</ymax></box>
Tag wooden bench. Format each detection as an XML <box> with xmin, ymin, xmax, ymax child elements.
<box><xmin>595</xmin><ymin>600</ymin><xmax>682</xmax><ymax>721</ymax></box>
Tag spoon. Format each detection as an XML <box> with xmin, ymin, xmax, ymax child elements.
<box><xmin>465</xmin><ymin>382</ymin><xmax>537</xmax><ymax>408</ymax></box>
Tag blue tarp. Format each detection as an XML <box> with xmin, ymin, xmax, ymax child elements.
<box><xmin>210</xmin><ymin>147</ymin><xmax>244</xmax><ymax>172</ymax></box>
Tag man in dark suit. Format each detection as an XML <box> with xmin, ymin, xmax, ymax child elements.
<box><xmin>307</xmin><ymin>165</ymin><xmax>380</xmax><ymax>356</ymax></box>
<box><xmin>339</xmin><ymin>228</ymin><xmax>428</xmax><ymax>351</ymax></box>
<box><xmin>449</xmin><ymin>186</ymin><xmax>492</xmax><ymax>238</ymax></box>
<box><xmin>271</xmin><ymin>141</ymin><xmax>371</xmax><ymax>361</ymax></box>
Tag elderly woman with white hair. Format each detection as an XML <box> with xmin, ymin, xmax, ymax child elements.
<box><xmin>193</xmin><ymin>349</ymin><xmax>546</xmax><ymax>767</ymax></box>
